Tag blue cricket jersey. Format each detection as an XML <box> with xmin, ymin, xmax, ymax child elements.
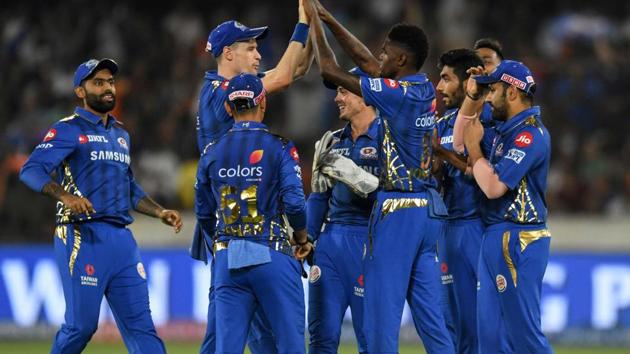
<box><xmin>19</xmin><ymin>107</ymin><xmax>147</xmax><ymax>226</ymax></box>
<box><xmin>482</xmin><ymin>106</ymin><xmax>550</xmax><ymax>225</ymax></box>
<box><xmin>436</xmin><ymin>104</ymin><xmax>495</xmax><ymax>219</ymax></box>
<box><xmin>196</xmin><ymin>71</ymin><xmax>267</xmax><ymax>153</ymax></box>
<box><xmin>359</xmin><ymin>74</ymin><xmax>437</xmax><ymax>192</ymax></box>
<box><xmin>306</xmin><ymin>119</ymin><xmax>381</xmax><ymax>238</ymax></box>
<box><xmin>196</xmin><ymin>71</ymin><xmax>232</xmax><ymax>153</ymax></box>
<box><xmin>195</xmin><ymin>121</ymin><xmax>306</xmax><ymax>243</ymax></box>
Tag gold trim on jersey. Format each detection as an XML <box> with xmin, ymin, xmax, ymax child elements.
<box><xmin>381</xmin><ymin>120</ymin><xmax>413</xmax><ymax>191</ymax></box>
<box><xmin>69</xmin><ymin>227</ymin><xmax>81</xmax><ymax>276</ymax></box>
<box><xmin>381</xmin><ymin>198</ymin><xmax>428</xmax><ymax>218</ymax></box>
<box><xmin>55</xmin><ymin>225</ymin><xmax>68</xmax><ymax>244</ymax></box>
<box><xmin>502</xmin><ymin>231</ymin><xmax>517</xmax><ymax>287</ymax></box>
<box><xmin>505</xmin><ymin>178</ymin><xmax>540</xmax><ymax>223</ymax></box>
<box><xmin>519</xmin><ymin>229</ymin><xmax>551</xmax><ymax>252</ymax></box>
<box><xmin>56</xmin><ymin>161</ymin><xmax>91</xmax><ymax>223</ymax></box>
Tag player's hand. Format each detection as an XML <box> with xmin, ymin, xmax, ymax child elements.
<box><xmin>294</xmin><ymin>242</ymin><xmax>313</xmax><ymax>261</ymax></box>
<box><xmin>313</xmin><ymin>0</ymin><xmax>332</xmax><ymax>23</ymax></box>
<box><xmin>463</xmin><ymin>116</ymin><xmax>484</xmax><ymax>149</ymax></box>
<box><xmin>59</xmin><ymin>194</ymin><xmax>95</xmax><ymax>215</ymax></box>
<box><xmin>299</xmin><ymin>0</ymin><xmax>310</xmax><ymax>23</ymax></box>
<box><xmin>159</xmin><ymin>209</ymin><xmax>183</xmax><ymax>233</ymax></box>
<box><xmin>465</xmin><ymin>65</ymin><xmax>486</xmax><ymax>100</ymax></box>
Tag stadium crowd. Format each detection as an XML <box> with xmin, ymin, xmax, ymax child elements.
<box><xmin>1</xmin><ymin>0</ymin><xmax>629</xmax><ymax>241</ymax></box>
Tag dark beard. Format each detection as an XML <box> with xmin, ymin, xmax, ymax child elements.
<box><xmin>86</xmin><ymin>92</ymin><xmax>115</xmax><ymax>113</ymax></box>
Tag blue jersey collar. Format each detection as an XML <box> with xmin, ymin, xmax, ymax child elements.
<box><xmin>232</xmin><ymin>121</ymin><xmax>268</xmax><ymax>130</ymax></box>
<box><xmin>498</xmin><ymin>106</ymin><xmax>541</xmax><ymax>135</ymax></box>
<box><xmin>339</xmin><ymin>117</ymin><xmax>380</xmax><ymax>140</ymax></box>
<box><xmin>399</xmin><ymin>73</ymin><xmax>429</xmax><ymax>83</ymax></box>
<box><xmin>205</xmin><ymin>70</ymin><xmax>224</xmax><ymax>81</ymax></box>
<box><xmin>74</xmin><ymin>106</ymin><xmax>120</xmax><ymax>127</ymax></box>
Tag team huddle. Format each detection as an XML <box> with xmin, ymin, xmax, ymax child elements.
<box><xmin>18</xmin><ymin>0</ymin><xmax>552</xmax><ymax>353</ymax></box>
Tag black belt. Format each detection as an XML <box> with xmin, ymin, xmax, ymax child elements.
<box><xmin>213</xmin><ymin>239</ymin><xmax>293</xmax><ymax>257</ymax></box>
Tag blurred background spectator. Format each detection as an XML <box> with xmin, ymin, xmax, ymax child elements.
<box><xmin>1</xmin><ymin>0</ymin><xmax>629</xmax><ymax>242</ymax></box>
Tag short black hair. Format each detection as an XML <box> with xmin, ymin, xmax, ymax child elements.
<box><xmin>437</xmin><ymin>48</ymin><xmax>484</xmax><ymax>82</ymax></box>
<box><xmin>387</xmin><ymin>23</ymin><xmax>429</xmax><ymax>70</ymax></box>
<box><xmin>473</xmin><ymin>38</ymin><xmax>504</xmax><ymax>59</ymax></box>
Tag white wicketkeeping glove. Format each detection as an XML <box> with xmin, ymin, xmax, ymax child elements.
<box><xmin>319</xmin><ymin>153</ymin><xmax>379</xmax><ymax>198</ymax></box>
<box><xmin>311</xmin><ymin>131</ymin><xmax>337</xmax><ymax>193</ymax></box>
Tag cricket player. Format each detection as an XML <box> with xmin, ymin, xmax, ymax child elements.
<box><xmin>473</xmin><ymin>38</ymin><xmax>504</xmax><ymax>73</ymax></box>
<box><xmin>432</xmin><ymin>48</ymin><xmax>494</xmax><ymax>354</ymax></box>
<box><xmin>462</xmin><ymin>60</ymin><xmax>552</xmax><ymax>353</ymax></box>
<box><xmin>307</xmin><ymin>68</ymin><xmax>379</xmax><ymax>354</ymax></box>
<box><xmin>305</xmin><ymin>1</ymin><xmax>455</xmax><ymax>352</ymax></box>
<box><xmin>19</xmin><ymin>58</ymin><xmax>183</xmax><ymax>354</ymax></box>
<box><xmin>192</xmin><ymin>3</ymin><xmax>313</xmax><ymax>352</ymax></box>
<box><xmin>195</xmin><ymin>73</ymin><xmax>312</xmax><ymax>354</ymax></box>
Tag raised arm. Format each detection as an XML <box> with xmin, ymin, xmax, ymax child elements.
<box><xmin>453</xmin><ymin>66</ymin><xmax>486</xmax><ymax>153</ymax></box>
<box><xmin>314</xmin><ymin>0</ymin><xmax>380</xmax><ymax>76</ymax></box>
<box><xmin>306</xmin><ymin>0</ymin><xmax>362</xmax><ymax>95</ymax></box>
<box><xmin>262</xmin><ymin>0</ymin><xmax>311</xmax><ymax>93</ymax></box>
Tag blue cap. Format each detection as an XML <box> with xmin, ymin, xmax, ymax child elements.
<box><xmin>225</xmin><ymin>73</ymin><xmax>266</xmax><ymax>111</ymax></box>
<box><xmin>206</xmin><ymin>20</ymin><xmax>268</xmax><ymax>58</ymax></box>
<box><xmin>323</xmin><ymin>67</ymin><xmax>369</xmax><ymax>90</ymax></box>
<box><xmin>73</xmin><ymin>58</ymin><xmax>118</xmax><ymax>88</ymax></box>
<box><xmin>474</xmin><ymin>59</ymin><xmax>536</xmax><ymax>95</ymax></box>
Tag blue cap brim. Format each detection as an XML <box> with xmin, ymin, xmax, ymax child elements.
<box><xmin>236</xmin><ymin>26</ymin><xmax>269</xmax><ymax>42</ymax></box>
<box><xmin>474</xmin><ymin>74</ymin><xmax>499</xmax><ymax>85</ymax></box>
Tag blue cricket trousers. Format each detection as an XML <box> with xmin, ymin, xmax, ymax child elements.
<box><xmin>52</xmin><ymin>221</ymin><xmax>164</xmax><ymax>354</ymax></box>
<box><xmin>308</xmin><ymin>223</ymin><xmax>367</xmax><ymax>354</ymax></box>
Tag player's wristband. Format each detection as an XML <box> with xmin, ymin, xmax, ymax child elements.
<box><xmin>466</xmin><ymin>92</ymin><xmax>482</xmax><ymax>101</ymax></box>
<box><xmin>290</xmin><ymin>23</ymin><xmax>309</xmax><ymax>47</ymax></box>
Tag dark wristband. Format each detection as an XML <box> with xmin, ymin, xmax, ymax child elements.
<box><xmin>466</xmin><ymin>92</ymin><xmax>482</xmax><ymax>101</ymax></box>
<box><xmin>290</xmin><ymin>23</ymin><xmax>309</xmax><ymax>47</ymax></box>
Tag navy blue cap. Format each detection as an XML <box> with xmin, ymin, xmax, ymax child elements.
<box><xmin>323</xmin><ymin>67</ymin><xmax>369</xmax><ymax>90</ymax></box>
<box><xmin>73</xmin><ymin>58</ymin><xmax>118</xmax><ymax>88</ymax></box>
<box><xmin>225</xmin><ymin>73</ymin><xmax>266</xmax><ymax>111</ymax></box>
<box><xmin>474</xmin><ymin>59</ymin><xmax>536</xmax><ymax>95</ymax></box>
<box><xmin>206</xmin><ymin>20</ymin><xmax>268</xmax><ymax>58</ymax></box>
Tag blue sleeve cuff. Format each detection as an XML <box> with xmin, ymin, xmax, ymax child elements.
<box><xmin>286</xmin><ymin>211</ymin><xmax>306</xmax><ymax>231</ymax></box>
<box><xmin>19</xmin><ymin>165</ymin><xmax>51</xmax><ymax>193</ymax></box>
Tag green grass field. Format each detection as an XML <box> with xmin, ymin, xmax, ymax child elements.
<box><xmin>1</xmin><ymin>341</ymin><xmax>628</xmax><ymax>354</ymax></box>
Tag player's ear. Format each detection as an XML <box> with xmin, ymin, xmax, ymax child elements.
<box><xmin>507</xmin><ymin>85</ymin><xmax>518</xmax><ymax>102</ymax></box>
<box><xmin>224</xmin><ymin>102</ymin><xmax>234</xmax><ymax>117</ymax></box>
<box><xmin>396</xmin><ymin>52</ymin><xmax>407</xmax><ymax>68</ymax></box>
<box><xmin>259</xmin><ymin>96</ymin><xmax>266</xmax><ymax>114</ymax></box>
<box><xmin>222</xmin><ymin>46</ymin><xmax>233</xmax><ymax>61</ymax></box>
<box><xmin>74</xmin><ymin>86</ymin><xmax>86</xmax><ymax>99</ymax></box>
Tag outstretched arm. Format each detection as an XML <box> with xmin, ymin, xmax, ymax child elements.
<box><xmin>314</xmin><ymin>0</ymin><xmax>380</xmax><ymax>76</ymax></box>
<box><xmin>262</xmin><ymin>0</ymin><xmax>311</xmax><ymax>94</ymax></box>
<box><xmin>306</xmin><ymin>0</ymin><xmax>362</xmax><ymax>95</ymax></box>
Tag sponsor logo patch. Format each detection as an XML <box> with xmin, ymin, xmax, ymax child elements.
<box><xmin>368</xmin><ymin>78</ymin><xmax>382</xmax><ymax>92</ymax></box>
<box><xmin>383</xmin><ymin>79</ymin><xmax>399</xmax><ymax>88</ymax></box>
<box><xmin>309</xmin><ymin>265</ymin><xmax>321</xmax><ymax>283</ymax></box>
<box><xmin>505</xmin><ymin>148</ymin><xmax>526</xmax><ymax>164</ymax></box>
<box><xmin>496</xmin><ymin>274</ymin><xmax>507</xmax><ymax>292</ymax></box>
<box><xmin>228</xmin><ymin>90</ymin><xmax>254</xmax><ymax>101</ymax></box>
<box><xmin>360</xmin><ymin>146</ymin><xmax>377</xmax><ymax>159</ymax></box>
<box><xmin>500</xmin><ymin>73</ymin><xmax>527</xmax><ymax>90</ymax></box>
<box><xmin>440</xmin><ymin>135</ymin><xmax>453</xmax><ymax>145</ymax></box>
<box><xmin>249</xmin><ymin>149</ymin><xmax>264</xmax><ymax>164</ymax></box>
<box><xmin>137</xmin><ymin>262</ymin><xmax>146</xmax><ymax>279</ymax></box>
<box><xmin>514</xmin><ymin>132</ymin><xmax>533</xmax><ymax>147</ymax></box>
<box><xmin>441</xmin><ymin>262</ymin><xmax>453</xmax><ymax>285</ymax></box>
<box><xmin>290</xmin><ymin>147</ymin><xmax>300</xmax><ymax>162</ymax></box>
<box><xmin>43</xmin><ymin>129</ymin><xmax>57</xmax><ymax>142</ymax></box>
<box><xmin>78</xmin><ymin>135</ymin><xmax>88</xmax><ymax>144</ymax></box>
<box><xmin>36</xmin><ymin>143</ymin><xmax>53</xmax><ymax>149</ymax></box>
<box><xmin>85</xmin><ymin>264</ymin><xmax>95</xmax><ymax>276</ymax></box>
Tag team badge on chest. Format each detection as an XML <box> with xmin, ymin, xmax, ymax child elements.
<box><xmin>118</xmin><ymin>137</ymin><xmax>128</xmax><ymax>150</ymax></box>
